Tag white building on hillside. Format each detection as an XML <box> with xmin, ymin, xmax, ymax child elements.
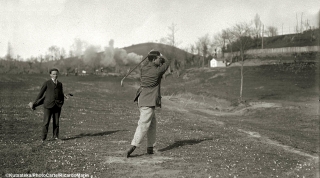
<box><xmin>210</xmin><ymin>58</ymin><xmax>226</xmax><ymax>67</ymax></box>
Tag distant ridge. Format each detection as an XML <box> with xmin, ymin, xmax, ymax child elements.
<box><xmin>123</xmin><ymin>42</ymin><xmax>197</xmax><ymax>60</ymax></box>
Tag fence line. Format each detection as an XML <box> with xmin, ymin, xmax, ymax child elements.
<box><xmin>224</xmin><ymin>46</ymin><xmax>320</xmax><ymax>57</ymax></box>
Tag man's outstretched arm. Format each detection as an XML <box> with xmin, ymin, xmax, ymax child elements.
<box><xmin>158</xmin><ymin>54</ymin><xmax>171</xmax><ymax>74</ymax></box>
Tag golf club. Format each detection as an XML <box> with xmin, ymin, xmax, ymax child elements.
<box><xmin>120</xmin><ymin>49</ymin><xmax>154</xmax><ymax>87</ymax></box>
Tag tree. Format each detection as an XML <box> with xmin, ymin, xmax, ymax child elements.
<box><xmin>266</xmin><ymin>26</ymin><xmax>278</xmax><ymax>37</ymax></box>
<box><xmin>197</xmin><ymin>33</ymin><xmax>211</xmax><ymax>68</ymax></box>
<box><xmin>159</xmin><ymin>23</ymin><xmax>183</xmax><ymax>76</ymax></box>
<box><xmin>189</xmin><ymin>44</ymin><xmax>196</xmax><ymax>66</ymax></box>
<box><xmin>231</xmin><ymin>22</ymin><xmax>254</xmax><ymax>101</ymax></box>
<box><xmin>167</xmin><ymin>23</ymin><xmax>180</xmax><ymax>47</ymax></box>
<box><xmin>6</xmin><ymin>42</ymin><xmax>13</xmax><ymax>61</ymax></box>
<box><xmin>60</xmin><ymin>48</ymin><xmax>67</xmax><ymax>60</ymax></box>
<box><xmin>253</xmin><ymin>14</ymin><xmax>262</xmax><ymax>47</ymax></box>
<box><xmin>69</xmin><ymin>50</ymin><xmax>74</xmax><ymax>58</ymax></box>
<box><xmin>213</xmin><ymin>30</ymin><xmax>228</xmax><ymax>57</ymax></box>
<box><xmin>253</xmin><ymin>14</ymin><xmax>262</xmax><ymax>38</ymax></box>
<box><xmin>48</xmin><ymin>46</ymin><xmax>60</xmax><ymax>60</ymax></box>
<box><xmin>44</xmin><ymin>53</ymin><xmax>51</xmax><ymax>63</ymax></box>
<box><xmin>225</xmin><ymin>28</ymin><xmax>236</xmax><ymax>62</ymax></box>
<box><xmin>70</xmin><ymin>38</ymin><xmax>88</xmax><ymax>59</ymax></box>
<box><xmin>166</xmin><ymin>23</ymin><xmax>181</xmax><ymax>74</ymax></box>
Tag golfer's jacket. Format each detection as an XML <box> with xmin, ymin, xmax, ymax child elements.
<box><xmin>34</xmin><ymin>79</ymin><xmax>64</xmax><ymax>109</ymax></box>
<box><xmin>134</xmin><ymin>58</ymin><xmax>171</xmax><ymax>107</ymax></box>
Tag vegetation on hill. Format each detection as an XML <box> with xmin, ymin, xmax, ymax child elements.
<box><xmin>123</xmin><ymin>42</ymin><xmax>199</xmax><ymax>70</ymax></box>
<box><xmin>225</xmin><ymin>28</ymin><xmax>319</xmax><ymax>53</ymax></box>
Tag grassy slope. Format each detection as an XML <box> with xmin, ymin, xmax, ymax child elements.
<box><xmin>161</xmin><ymin>63</ymin><xmax>318</xmax><ymax>153</ymax></box>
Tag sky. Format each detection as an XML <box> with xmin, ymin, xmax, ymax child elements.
<box><xmin>0</xmin><ymin>0</ymin><xmax>319</xmax><ymax>59</ymax></box>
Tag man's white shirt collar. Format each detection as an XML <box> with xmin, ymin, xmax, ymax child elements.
<box><xmin>52</xmin><ymin>78</ymin><xmax>57</xmax><ymax>84</ymax></box>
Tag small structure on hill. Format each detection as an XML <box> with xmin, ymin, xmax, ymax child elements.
<box><xmin>210</xmin><ymin>58</ymin><xmax>226</xmax><ymax>67</ymax></box>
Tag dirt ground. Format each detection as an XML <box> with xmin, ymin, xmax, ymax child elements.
<box><xmin>0</xmin><ymin>66</ymin><xmax>319</xmax><ymax>178</ymax></box>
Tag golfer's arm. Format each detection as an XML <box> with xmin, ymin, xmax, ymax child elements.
<box><xmin>159</xmin><ymin>56</ymin><xmax>171</xmax><ymax>73</ymax></box>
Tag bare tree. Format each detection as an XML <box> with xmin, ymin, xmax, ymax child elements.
<box><xmin>266</xmin><ymin>26</ymin><xmax>278</xmax><ymax>37</ymax></box>
<box><xmin>6</xmin><ymin>42</ymin><xmax>13</xmax><ymax>61</ymax></box>
<box><xmin>60</xmin><ymin>48</ymin><xmax>67</xmax><ymax>60</ymax></box>
<box><xmin>166</xmin><ymin>23</ymin><xmax>182</xmax><ymax>75</ymax></box>
<box><xmin>253</xmin><ymin>14</ymin><xmax>262</xmax><ymax>38</ymax></box>
<box><xmin>69</xmin><ymin>50</ymin><xmax>74</xmax><ymax>58</ymax></box>
<box><xmin>167</xmin><ymin>23</ymin><xmax>179</xmax><ymax>47</ymax></box>
<box><xmin>189</xmin><ymin>44</ymin><xmax>196</xmax><ymax>65</ymax></box>
<box><xmin>231</xmin><ymin>22</ymin><xmax>254</xmax><ymax>102</ymax></box>
<box><xmin>44</xmin><ymin>53</ymin><xmax>51</xmax><ymax>62</ymax></box>
<box><xmin>159</xmin><ymin>23</ymin><xmax>185</xmax><ymax>76</ymax></box>
<box><xmin>194</xmin><ymin>42</ymin><xmax>201</xmax><ymax>67</ymax></box>
<box><xmin>48</xmin><ymin>46</ymin><xmax>60</xmax><ymax>60</ymax></box>
<box><xmin>70</xmin><ymin>38</ymin><xmax>87</xmax><ymax>59</ymax></box>
<box><xmin>196</xmin><ymin>33</ymin><xmax>211</xmax><ymax>68</ymax></box>
<box><xmin>224</xmin><ymin>28</ymin><xmax>236</xmax><ymax>62</ymax></box>
<box><xmin>38</xmin><ymin>55</ymin><xmax>44</xmax><ymax>66</ymax></box>
<box><xmin>213</xmin><ymin>30</ymin><xmax>229</xmax><ymax>57</ymax></box>
<box><xmin>253</xmin><ymin>14</ymin><xmax>262</xmax><ymax>48</ymax></box>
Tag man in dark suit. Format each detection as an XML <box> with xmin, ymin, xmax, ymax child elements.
<box><xmin>31</xmin><ymin>68</ymin><xmax>67</xmax><ymax>142</ymax></box>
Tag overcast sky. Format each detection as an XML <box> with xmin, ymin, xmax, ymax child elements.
<box><xmin>0</xmin><ymin>0</ymin><xmax>319</xmax><ymax>59</ymax></box>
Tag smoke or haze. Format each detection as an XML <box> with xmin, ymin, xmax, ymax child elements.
<box><xmin>83</xmin><ymin>45</ymin><xmax>100</xmax><ymax>66</ymax></box>
<box><xmin>101</xmin><ymin>39</ymin><xmax>142</xmax><ymax>67</ymax></box>
<box><xmin>102</xmin><ymin>40</ymin><xmax>116</xmax><ymax>67</ymax></box>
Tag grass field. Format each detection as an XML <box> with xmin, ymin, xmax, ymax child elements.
<box><xmin>0</xmin><ymin>62</ymin><xmax>319</xmax><ymax>177</ymax></box>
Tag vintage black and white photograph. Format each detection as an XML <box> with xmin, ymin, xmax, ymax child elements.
<box><xmin>0</xmin><ymin>0</ymin><xmax>319</xmax><ymax>177</ymax></box>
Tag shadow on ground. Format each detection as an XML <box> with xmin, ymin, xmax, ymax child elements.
<box><xmin>62</xmin><ymin>130</ymin><xmax>124</xmax><ymax>140</ymax></box>
<box><xmin>158</xmin><ymin>138</ymin><xmax>213</xmax><ymax>152</ymax></box>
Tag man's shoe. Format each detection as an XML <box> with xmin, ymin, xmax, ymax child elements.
<box><xmin>28</xmin><ymin>102</ymin><xmax>35</xmax><ymax>111</ymax></box>
<box><xmin>126</xmin><ymin>146</ymin><xmax>136</xmax><ymax>158</ymax></box>
<box><xmin>147</xmin><ymin>147</ymin><xmax>154</xmax><ymax>154</ymax></box>
<box><xmin>52</xmin><ymin>137</ymin><xmax>61</xmax><ymax>141</ymax></box>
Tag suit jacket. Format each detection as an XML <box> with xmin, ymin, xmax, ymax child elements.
<box><xmin>34</xmin><ymin>79</ymin><xmax>64</xmax><ymax>108</ymax></box>
<box><xmin>134</xmin><ymin>57</ymin><xmax>171</xmax><ymax>107</ymax></box>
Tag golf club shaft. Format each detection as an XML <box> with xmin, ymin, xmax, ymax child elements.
<box><xmin>121</xmin><ymin>56</ymin><xmax>148</xmax><ymax>83</ymax></box>
<box><xmin>121</xmin><ymin>49</ymin><xmax>155</xmax><ymax>86</ymax></box>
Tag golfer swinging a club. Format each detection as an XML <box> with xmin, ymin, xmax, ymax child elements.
<box><xmin>126</xmin><ymin>50</ymin><xmax>171</xmax><ymax>157</ymax></box>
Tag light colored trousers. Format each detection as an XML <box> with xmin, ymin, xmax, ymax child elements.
<box><xmin>131</xmin><ymin>106</ymin><xmax>157</xmax><ymax>147</ymax></box>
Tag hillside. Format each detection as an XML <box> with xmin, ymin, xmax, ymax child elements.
<box><xmin>123</xmin><ymin>42</ymin><xmax>191</xmax><ymax>57</ymax></box>
<box><xmin>225</xmin><ymin>28</ymin><xmax>319</xmax><ymax>52</ymax></box>
<box><xmin>123</xmin><ymin>42</ymin><xmax>198</xmax><ymax>68</ymax></box>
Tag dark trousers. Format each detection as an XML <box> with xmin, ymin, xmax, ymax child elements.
<box><xmin>42</xmin><ymin>105</ymin><xmax>61</xmax><ymax>140</ymax></box>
